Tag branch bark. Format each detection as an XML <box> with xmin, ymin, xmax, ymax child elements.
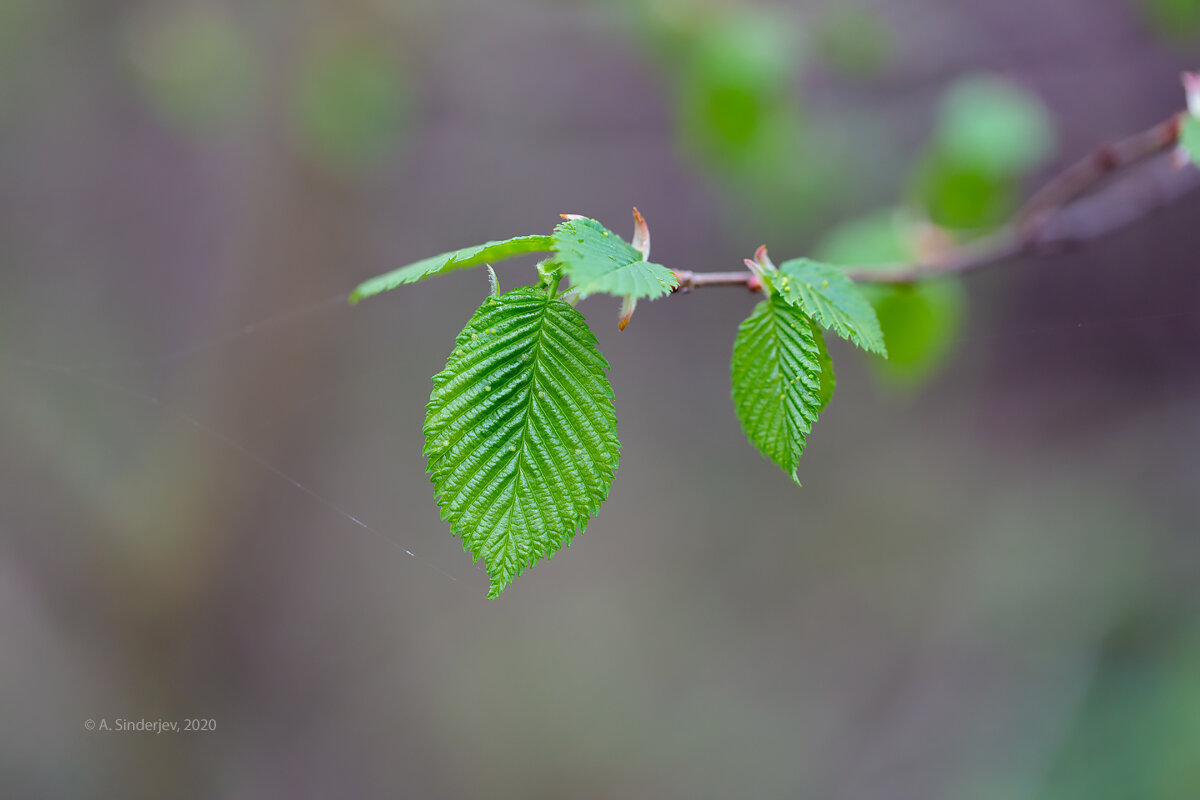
<box><xmin>672</xmin><ymin>111</ymin><xmax>1191</xmax><ymax>292</ymax></box>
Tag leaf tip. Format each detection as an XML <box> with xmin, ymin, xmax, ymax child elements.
<box><xmin>631</xmin><ymin>207</ymin><xmax>651</xmax><ymax>260</ymax></box>
<box><xmin>486</xmin><ymin>265</ymin><xmax>499</xmax><ymax>298</ymax></box>
<box><xmin>618</xmin><ymin>295</ymin><xmax>637</xmax><ymax>331</ymax></box>
<box><xmin>754</xmin><ymin>244</ymin><xmax>776</xmax><ymax>271</ymax></box>
<box><xmin>1183</xmin><ymin>71</ymin><xmax>1200</xmax><ymax>118</ymax></box>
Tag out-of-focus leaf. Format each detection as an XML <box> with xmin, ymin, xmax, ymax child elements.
<box><xmin>124</xmin><ymin>5</ymin><xmax>255</xmax><ymax>129</ymax></box>
<box><xmin>866</xmin><ymin>281</ymin><xmax>966</xmax><ymax>385</ymax></box>
<box><xmin>1037</xmin><ymin>624</ymin><xmax>1200</xmax><ymax>800</ymax></box>
<box><xmin>674</xmin><ymin>12</ymin><xmax>799</xmax><ymax>166</ymax></box>
<box><xmin>815</xmin><ymin>7</ymin><xmax>891</xmax><ymax>77</ymax></box>
<box><xmin>911</xmin><ymin>75</ymin><xmax>1054</xmax><ymax>231</ymax></box>
<box><xmin>1141</xmin><ymin>0</ymin><xmax>1200</xmax><ymax>38</ymax></box>
<box><xmin>1181</xmin><ymin>115</ymin><xmax>1200</xmax><ymax>167</ymax></box>
<box><xmin>814</xmin><ymin>210</ymin><xmax>911</xmax><ymax>266</ymax></box>
<box><xmin>935</xmin><ymin>75</ymin><xmax>1055</xmax><ymax>178</ymax></box>
<box><xmin>292</xmin><ymin>37</ymin><xmax>409</xmax><ymax>172</ymax></box>
<box><xmin>815</xmin><ymin>211</ymin><xmax>966</xmax><ymax>385</ymax></box>
<box><xmin>914</xmin><ymin>153</ymin><xmax>1019</xmax><ymax>230</ymax></box>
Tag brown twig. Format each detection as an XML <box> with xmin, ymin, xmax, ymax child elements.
<box><xmin>672</xmin><ymin>110</ymin><xmax>1189</xmax><ymax>291</ymax></box>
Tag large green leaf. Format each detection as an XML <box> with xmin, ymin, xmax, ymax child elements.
<box><xmin>731</xmin><ymin>295</ymin><xmax>829</xmax><ymax>484</ymax></box>
<box><xmin>766</xmin><ymin>259</ymin><xmax>888</xmax><ymax>356</ymax></box>
<box><xmin>551</xmin><ymin>217</ymin><xmax>678</xmax><ymax>300</ymax></box>
<box><xmin>424</xmin><ymin>287</ymin><xmax>621</xmax><ymax>597</ymax></box>
<box><xmin>349</xmin><ymin>235</ymin><xmax>554</xmax><ymax>304</ymax></box>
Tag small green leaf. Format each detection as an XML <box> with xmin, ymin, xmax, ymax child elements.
<box><xmin>813</xmin><ymin>322</ymin><xmax>836</xmax><ymax>412</ymax></box>
<box><xmin>814</xmin><ymin>214</ymin><xmax>965</xmax><ymax>385</ymax></box>
<box><xmin>349</xmin><ymin>235</ymin><xmax>554</xmax><ymax>304</ymax></box>
<box><xmin>551</xmin><ymin>217</ymin><xmax>677</xmax><ymax>301</ymax></box>
<box><xmin>1182</xmin><ymin>115</ymin><xmax>1200</xmax><ymax>168</ymax></box>
<box><xmin>731</xmin><ymin>295</ymin><xmax>829</xmax><ymax>484</ymax></box>
<box><xmin>765</xmin><ymin>259</ymin><xmax>888</xmax><ymax>357</ymax></box>
<box><xmin>425</xmin><ymin>287</ymin><xmax>621</xmax><ymax>598</ymax></box>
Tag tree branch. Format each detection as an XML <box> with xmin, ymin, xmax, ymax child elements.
<box><xmin>672</xmin><ymin>110</ymin><xmax>1191</xmax><ymax>292</ymax></box>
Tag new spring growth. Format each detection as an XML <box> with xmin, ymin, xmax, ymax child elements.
<box><xmin>1184</xmin><ymin>71</ymin><xmax>1200</xmax><ymax>118</ymax></box>
<box><xmin>618</xmin><ymin>207</ymin><xmax>653</xmax><ymax>331</ymax></box>
<box><xmin>1174</xmin><ymin>71</ymin><xmax>1200</xmax><ymax>169</ymax></box>
<box><xmin>741</xmin><ymin>244</ymin><xmax>774</xmax><ymax>293</ymax></box>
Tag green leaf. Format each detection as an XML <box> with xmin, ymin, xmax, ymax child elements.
<box><xmin>349</xmin><ymin>235</ymin><xmax>554</xmax><ymax>304</ymax></box>
<box><xmin>765</xmin><ymin>259</ymin><xmax>888</xmax><ymax>356</ymax></box>
<box><xmin>1182</xmin><ymin>115</ymin><xmax>1200</xmax><ymax>168</ymax></box>
<box><xmin>731</xmin><ymin>295</ymin><xmax>829</xmax><ymax>484</ymax></box>
<box><xmin>671</xmin><ymin>10</ymin><xmax>803</xmax><ymax>171</ymax></box>
<box><xmin>813</xmin><ymin>322</ymin><xmax>836</xmax><ymax>412</ymax></box>
<box><xmin>424</xmin><ymin>287</ymin><xmax>621</xmax><ymax>597</ymax></box>
<box><xmin>1141</xmin><ymin>0</ymin><xmax>1200</xmax><ymax>39</ymax></box>
<box><xmin>934</xmin><ymin>74</ymin><xmax>1055</xmax><ymax>177</ymax></box>
<box><xmin>814</xmin><ymin>215</ymin><xmax>965</xmax><ymax>385</ymax></box>
<box><xmin>912</xmin><ymin>153</ymin><xmax>1018</xmax><ymax>230</ymax></box>
<box><xmin>551</xmin><ymin>218</ymin><xmax>677</xmax><ymax>300</ymax></box>
<box><xmin>813</xmin><ymin>209</ymin><xmax>911</xmax><ymax>266</ymax></box>
<box><xmin>865</xmin><ymin>281</ymin><xmax>965</xmax><ymax>385</ymax></box>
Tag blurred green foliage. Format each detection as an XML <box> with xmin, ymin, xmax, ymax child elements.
<box><xmin>1141</xmin><ymin>0</ymin><xmax>1200</xmax><ymax>38</ymax></box>
<box><xmin>124</xmin><ymin>5</ymin><xmax>255</xmax><ymax>131</ymax></box>
<box><xmin>631</xmin><ymin>2</ymin><xmax>845</xmax><ymax>230</ymax></box>
<box><xmin>1182</xmin><ymin>115</ymin><xmax>1200</xmax><ymax>167</ymax></box>
<box><xmin>814</xmin><ymin>6</ymin><xmax>892</xmax><ymax>78</ymax></box>
<box><xmin>935</xmin><ymin>76</ymin><xmax>1056</xmax><ymax>177</ymax></box>
<box><xmin>816</xmin><ymin>211</ymin><xmax>966</xmax><ymax>387</ymax></box>
<box><xmin>1038</xmin><ymin>623</ymin><xmax>1200</xmax><ymax>800</ymax></box>
<box><xmin>913</xmin><ymin>75</ymin><xmax>1054</xmax><ymax>229</ymax></box>
<box><xmin>672</xmin><ymin>10</ymin><xmax>801</xmax><ymax>169</ymax></box>
<box><xmin>0</xmin><ymin>0</ymin><xmax>47</xmax><ymax>69</ymax></box>
<box><xmin>291</xmin><ymin>36</ymin><xmax>410</xmax><ymax>173</ymax></box>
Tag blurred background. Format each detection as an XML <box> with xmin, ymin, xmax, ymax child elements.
<box><xmin>2</xmin><ymin>0</ymin><xmax>1200</xmax><ymax>797</ymax></box>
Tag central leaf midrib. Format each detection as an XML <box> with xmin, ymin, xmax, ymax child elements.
<box><xmin>495</xmin><ymin>294</ymin><xmax>559</xmax><ymax>563</ymax></box>
<box><xmin>764</xmin><ymin>300</ymin><xmax>797</xmax><ymax>456</ymax></box>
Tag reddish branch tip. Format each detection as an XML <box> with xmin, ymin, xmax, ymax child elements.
<box><xmin>1165</xmin><ymin>113</ymin><xmax>1183</xmax><ymax>144</ymax></box>
<box><xmin>747</xmin><ymin>275</ymin><xmax>763</xmax><ymax>292</ymax></box>
<box><xmin>1095</xmin><ymin>145</ymin><xmax>1119</xmax><ymax>171</ymax></box>
<box><xmin>631</xmin><ymin>207</ymin><xmax>651</xmax><ymax>259</ymax></box>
